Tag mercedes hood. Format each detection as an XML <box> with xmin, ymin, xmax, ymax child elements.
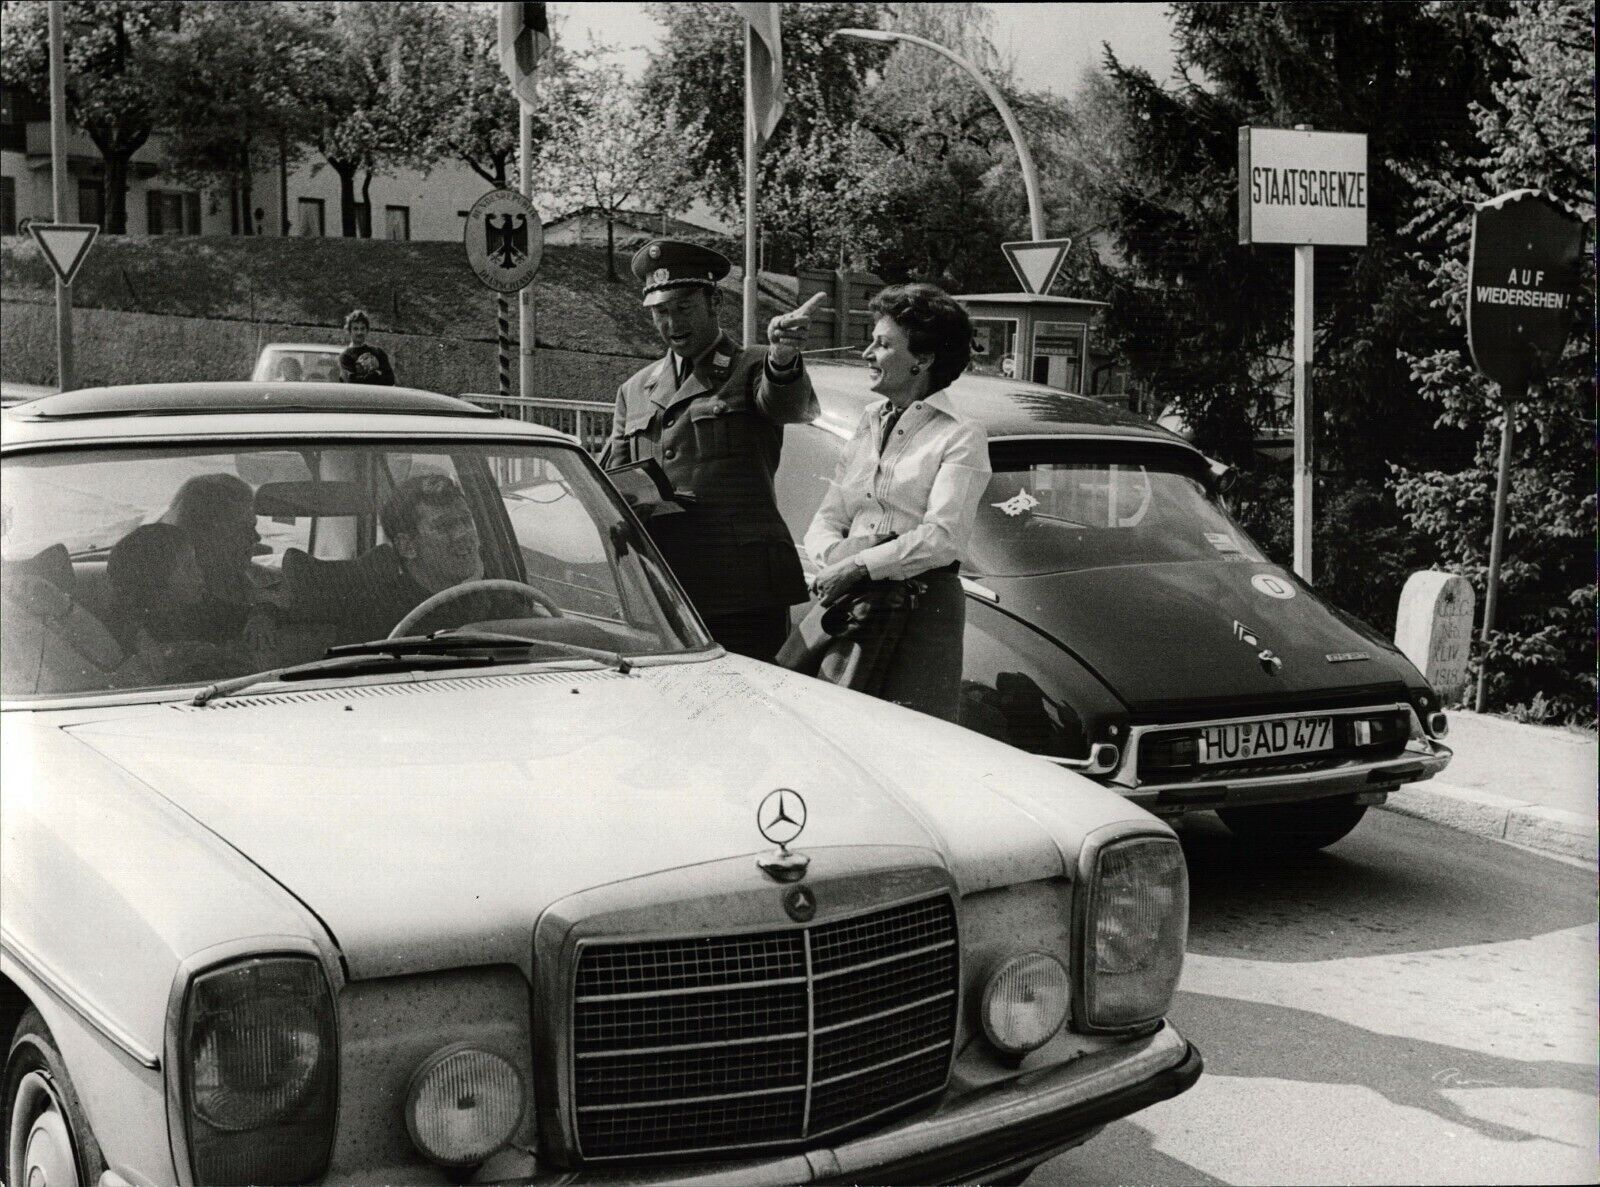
<box><xmin>62</xmin><ymin>658</ymin><xmax>1129</xmax><ymax>980</ymax></box>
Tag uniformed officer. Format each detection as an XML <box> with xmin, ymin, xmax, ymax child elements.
<box><xmin>599</xmin><ymin>239</ymin><xmax>822</xmax><ymax>662</ymax></box>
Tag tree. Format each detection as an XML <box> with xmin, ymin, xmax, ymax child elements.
<box><xmin>1391</xmin><ymin>0</ymin><xmax>1595</xmax><ymax>720</ymax></box>
<box><xmin>426</xmin><ymin>2</ymin><xmax>582</xmax><ymax>193</ymax></box>
<box><xmin>1068</xmin><ymin>2</ymin><xmax>1513</xmax><ymax>630</ymax></box>
<box><xmin>540</xmin><ymin>57</ymin><xmax>701</xmax><ymax>279</ymax></box>
<box><xmin>640</xmin><ymin>2</ymin><xmax>890</xmax><ymax>217</ymax></box>
<box><xmin>147</xmin><ymin>0</ymin><xmax>336</xmax><ymax>235</ymax></box>
<box><xmin>304</xmin><ymin>0</ymin><xmax>454</xmax><ymax>237</ymax></box>
<box><xmin>0</xmin><ymin>0</ymin><xmax>175</xmax><ymax>234</ymax></box>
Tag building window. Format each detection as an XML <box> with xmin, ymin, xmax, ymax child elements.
<box><xmin>384</xmin><ymin>204</ymin><xmax>410</xmax><ymax>241</ymax></box>
<box><xmin>353</xmin><ymin>201</ymin><xmax>371</xmax><ymax>237</ymax></box>
<box><xmin>0</xmin><ymin>176</ymin><xmax>15</xmax><ymax>235</ymax></box>
<box><xmin>297</xmin><ymin>197</ymin><xmax>325</xmax><ymax>237</ymax></box>
<box><xmin>78</xmin><ymin>180</ymin><xmax>104</xmax><ymax>227</ymax></box>
<box><xmin>969</xmin><ymin>317</ymin><xmax>1020</xmax><ymax>379</ymax></box>
<box><xmin>1031</xmin><ymin>321</ymin><xmax>1087</xmax><ymax>392</ymax></box>
<box><xmin>146</xmin><ymin>190</ymin><xmax>196</xmax><ymax>236</ymax></box>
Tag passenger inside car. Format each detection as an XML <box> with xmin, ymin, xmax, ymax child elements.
<box><xmin>278</xmin><ymin>474</ymin><xmax>540</xmax><ymax>645</ymax></box>
<box><xmin>105</xmin><ymin>523</ymin><xmax>253</xmax><ymax>684</ymax></box>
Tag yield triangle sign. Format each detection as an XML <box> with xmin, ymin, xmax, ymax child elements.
<box><xmin>1001</xmin><ymin>237</ymin><xmax>1073</xmax><ymax>295</ymax></box>
<box><xmin>29</xmin><ymin>222</ymin><xmax>99</xmax><ymax>286</ymax></box>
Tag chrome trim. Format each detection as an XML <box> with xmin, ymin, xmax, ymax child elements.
<box><xmin>0</xmin><ymin>927</ymin><xmax>160</xmax><ymax>1069</ymax></box>
<box><xmin>1114</xmin><ymin>702</ymin><xmax>1446</xmax><ymax>790</ymax></box>
<box><xmin>1045</xmin><ymin>743</ymin><xmax>1120</xmax><ymax>777</ymax></box>
<box><xmin>564</xmin><ymin>882</ymin><xmax>960</xmax><ymax>1162</ymax></box>
<box><xmin>162</xmin><ymin>937</ymin><xmax>340</xmax><ymax>1187</ymax></box>
<box><xmin>959</xmin><ymin>577</ymin><xmax>1000</xmax><ymax>603</ymax></box>
<box><xmin>1070</xmin><ymin>825</ymin><xmax>1185</xmax><ymax>1036</ymax></box>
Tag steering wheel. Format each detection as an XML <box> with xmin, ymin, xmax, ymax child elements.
<box><xmin>388</xmin><ymin>578</ymin><xmax>561</xmax><ymax>639</ymax></box>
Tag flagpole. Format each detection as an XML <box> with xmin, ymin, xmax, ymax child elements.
<box><xmin>742</xmin><ymin>23</ymin><xmax>758</xmax><ymax>345</ymax></box>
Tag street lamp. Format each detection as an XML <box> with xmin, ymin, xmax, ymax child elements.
<box><xmin>833</xmin><ymin>27</ymin><xmax>1047</xmax><ymax>242</ymax></box>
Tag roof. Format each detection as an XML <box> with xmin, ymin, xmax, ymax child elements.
<box><xmin>547</xmin><ymin>206</ymin><xmax>730</xmax><ymax>242</ymax></box>
<box><xmin>955</xmin><ymin>293</ymin><xmax>1109</xmax><ymax>308</ymax></box>
<box><xmin>8</xmin><ymin>383</ymin><xmax>493</xmax><ymax>422</ymax></box>
<box><xmin>805</xmin><ymin>361</ymin><xmax>1197</xmax><ymax>450</ymax></box>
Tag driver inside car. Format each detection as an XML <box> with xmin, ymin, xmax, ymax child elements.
<box><xmin>282</xmin><ymin>474</ymin><xmax>539</xmax><ymax>645</ymax></box>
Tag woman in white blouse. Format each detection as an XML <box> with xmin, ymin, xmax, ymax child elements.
<box><xmin>801</xmin><ymin>283</ymin><xmax>991</xmax><ymax>721</ymax></box>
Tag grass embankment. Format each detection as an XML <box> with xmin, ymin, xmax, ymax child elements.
<box><xmin>0</xmin><ymin>236</ymin><xmax>636</xmax><ymax>354</ymax></box>
<box><xmin>0</xmin><ymin>235</ymin><xmax>800</xmax><ymax>354</ymax></box>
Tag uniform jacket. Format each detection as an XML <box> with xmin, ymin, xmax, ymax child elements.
<box><xmin>600</xmin><ymin>331</ymin><xmax>819</xmax><ymax>615</ymax></box>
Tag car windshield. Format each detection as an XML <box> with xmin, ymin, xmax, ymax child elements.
<box><xmin>255</xmin><ymin>348</ymin><xmax>342</xmax><ymax>382</ymax></box>
<box><xmin>1</xmin><ymin>439</ymin><xmax>708</xmax><ymax>698</ymax></box>
<box><xmin>967</xmin><ymin>441</ymin><xmax>1267</xmax><ymax>577</ymax></box>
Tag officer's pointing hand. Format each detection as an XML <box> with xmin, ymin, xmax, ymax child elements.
<box><xmin>768</xmin><ymin>292</ymin><xmax>825</xmax><ymax>368</ymax></box>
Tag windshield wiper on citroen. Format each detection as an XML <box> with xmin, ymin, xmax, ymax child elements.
<box><xmin>192</xmin><ymin>631</ymin><xmax>632</xmax><ymax>707</ymax></box>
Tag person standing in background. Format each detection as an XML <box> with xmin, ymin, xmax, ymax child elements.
<box><xmin>338</xmin><ymin>309</ymin><xmax>395</xmax><ymax>385</ymax></box>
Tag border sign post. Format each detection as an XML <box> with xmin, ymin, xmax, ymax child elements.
<box><xmin>1001</xmin><ymin>238</ymin><xmax>1072</xmax><ymax>296</ymax></box>
<box><xmin>1464</xmin><ymin>189</ymin><xmax>1586</xmax><ymax>711</ymax></box>
<box><xmin>464</xmin><ymin>189</ymin><xmax>543</xmax><ymax>401</ymax></box>
<box><xmin>47</xmin><ymin>0</ymin><xmax>76</xmax><ymax>392</ymax></box>
<box><xmin>1239</xmin><ymin>125</ymin><xmax>1368</xmax><ymax>583</ymax></box>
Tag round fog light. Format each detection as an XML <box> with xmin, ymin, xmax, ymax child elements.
<box><xmin>406</xmin><ymin>1046</ymin><xmax>524</xmax><ymax>1167</ymax></box>
<box><xmin>981</xmin><ymin>952</ymin><xmax>1069</xmax><ymax>1057</ymax></box>
<box><xmin>1427</xmin><ymin>711</ymin><xmax>1449</xmax><ymax>738</ymax></box>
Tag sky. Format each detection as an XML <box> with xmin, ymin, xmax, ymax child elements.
<box><xmin>557</xmin><ymin>2</ymin><xmax>1180</xmax><ymax>96</ymax></box>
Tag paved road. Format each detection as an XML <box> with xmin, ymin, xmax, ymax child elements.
<box><xmin>1038</xmin><ymin>809</ymin><xmax>1598</xmax><ymax>1186</ymax></box>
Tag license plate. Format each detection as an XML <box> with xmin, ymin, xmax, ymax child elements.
<box><xmin>1199</xmin><ymin>716</ymin><xmax>1333</xmax><ymax>763</ymax></box>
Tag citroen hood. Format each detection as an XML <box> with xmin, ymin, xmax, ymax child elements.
<box><xmin>987</xmin><ymin>561</ymin><xmax>1419</xmax><ymax>713</ymax></box>
<box><xmin>64</xmin><ymin>658</ymin><xmax>1134</xmax><ymax>980</ymax></box>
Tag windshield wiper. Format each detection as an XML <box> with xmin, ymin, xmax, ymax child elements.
<box><xmin>327</xmin><ymin>631</ymin><xmax>634</xmax><ymax>673</ymax></box>
<box><xmin>192</xmin><ymin>631</ymin><xmax>632</xmax><ymax>707</ymax></box>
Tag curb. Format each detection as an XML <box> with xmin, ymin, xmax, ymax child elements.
<box><xmin>1382</xmin><ymin>780</ymin><xmax>1597</xmax><ymax>865</ymax></box>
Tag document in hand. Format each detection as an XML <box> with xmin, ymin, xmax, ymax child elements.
<box><xmin>604</xmin><ymin>458</ymin><xmax>690</xmax><ymax>518</ymax></box>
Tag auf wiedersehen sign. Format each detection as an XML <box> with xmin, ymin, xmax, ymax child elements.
<box><xmin>1238</xmin><ymin>127</ymin><xmax>1368</xmax><ymax>247</ymax></box>
<box><xmin>463</xmin><ymin>188</ymin><xmax>543</xmax><ymax>293</ymax></box>
<box><xmin>1466</xmin><ymin>189</ymin><xmax>1587</xmax><ymax>392</ymax></box>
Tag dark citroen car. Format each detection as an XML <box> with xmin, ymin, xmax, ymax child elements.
<box><xmin>775</xmin><ymin>362</ymin><xmax>1453</xmax><ymax>851</ymax></box>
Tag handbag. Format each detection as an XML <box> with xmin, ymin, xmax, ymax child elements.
<box><xmin>776</xmin><ymin>577</ymin><xmax>927</xmax><ymax>696</ymax></box>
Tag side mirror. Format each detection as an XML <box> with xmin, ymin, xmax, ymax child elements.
<box><xmin>1206</xmin><ymin>457</ymin><xmax>1237</xmax><ymax>495</ymax></box>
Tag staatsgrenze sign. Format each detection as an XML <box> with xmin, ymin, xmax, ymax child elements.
<box><xmin>1466</xmin><ymin>189</ymin><xmax>1587</xmax><ymax>393</ymax></box>
<box><xmin>1238</xmin><ymin>127</ymin><xmax>1368</xmax><ymax>247</ymax></box>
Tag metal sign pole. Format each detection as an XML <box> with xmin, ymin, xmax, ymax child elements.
<box><xmin>497</xmin><ymin>294</ymin><xmax>512</xmax><ymax>399</ymax></box>
<box><xmin>1292</xmin><ymin>241</ymin><xmax>1314</xmax><ymax>580</ymax></box>
<box><xmin>48</xmin><ymin>0</ymin><xmax>73</xmax><ymax>392</ymax></box>
<box><xmin>1474</xmin><ymin>380</ymin><xmax>1527</xmax><ymax>711</ymax></box>
<box><xmin>519</xmin><ymin>105</ymin><xmax>536</xmax><ymax>399</ymax></box>
<box><xmin>742</xmin><ymin>24</ymin><xmax>758</xmax><ymax>346</ymax></box>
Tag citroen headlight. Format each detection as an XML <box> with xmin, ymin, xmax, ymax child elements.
<box><xmin>406</xmin><ymin>1046</ymin><xmax>525</xmax><ymax>1167</ymax></box>
<box><xmin>981</xmin><ymin>952</ymin><xmax>1070</xmax><ymax>1057</ymax></box>
<box><xmin>1081</xmin><ymin>836</ymin><xmax>1187</xmax><ymax>1030</ymax></box>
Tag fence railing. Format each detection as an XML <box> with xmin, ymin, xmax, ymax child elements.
<box><xmin>462</xmin><ymin>393</ymin><xmax>615</xmax><ymax>455</ymax></box>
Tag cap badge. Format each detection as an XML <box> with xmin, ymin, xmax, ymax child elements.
<box><xmin>650</xmin><ymin>267</ymin><xmax>670</xmax><ymax>285</ymax></box>
<box><xmin>648</xmin><ymin>244</ymin><xmax>661</xmax><ymax>259</ymax></box>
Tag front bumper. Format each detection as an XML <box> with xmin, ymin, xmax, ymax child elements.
<box><xmin>503</xmin><ymin>1023</ymin><xmax>1199</xmax><ymax>1186</ymax></box>
<box><xmin>1114</xmin><ymin>705</ymin><xmax>1453</xmax><ymax>815</ymax></box>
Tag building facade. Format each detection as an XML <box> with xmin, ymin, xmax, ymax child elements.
<box><xmin>1</xmin><ymin>91</ymin><xmax>492</xmax><ymax>243</ymax></box>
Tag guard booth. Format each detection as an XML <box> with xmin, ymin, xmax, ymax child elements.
<box><xmin>956</xmin><ymin>293</ymin><xmax>1107</xmax><ymax>393</ymax></box>
<box><xmin>795</xmin><ymin>270</ymin><xmax>1112</xmax><ymax>397</ymax></box>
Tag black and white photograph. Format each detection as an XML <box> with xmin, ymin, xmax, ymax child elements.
<box><xmin>0</xmin><ymin>2</ymin><xmax>1593</xmax><ymax>1184</ymax></box>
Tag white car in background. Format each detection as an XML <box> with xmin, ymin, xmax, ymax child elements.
<box><xmin>250</xmin><ymin>342</ymin><xmax>344</xmax><ymax>383</ymax></box>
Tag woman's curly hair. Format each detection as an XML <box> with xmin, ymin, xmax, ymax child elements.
<box><xmin>867</xmin><ymin>283</ymin><xmax>973</xmax><ymax>395</ymax></box>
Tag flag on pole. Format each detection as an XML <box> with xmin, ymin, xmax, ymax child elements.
<box><xmin>735</xmin><ymin>3</ymin><xmax>786</xmax><ymax>149</ymax></box>
<box><xmin>499</xmin><ymin>1</ymin><xmax>552</xmax><ymax>108</ymax></box>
